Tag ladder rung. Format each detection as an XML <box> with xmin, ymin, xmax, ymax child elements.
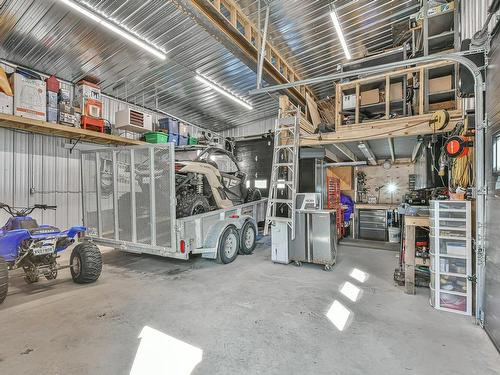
<box><xmin>271</xmin><ymin>180</ymin><xmax>294</xmax><ymax>185</ymax></box>
<box><xmin>278</xmin><ymin>117</ymin><xmax>296</xmax><ymax>126</ymax></box>
<box><xmin>267</xmin><ymin>217</ymin><xmax>292</xmax><ymax>223</ymax></box>
<box><xmin>275</xmin><ymin>145</ymin><xmax>294</xmax><ymax>149</ymax></box>
<box><xmin>274</xmin><ymin>163</ymin><xmax>293</xmax><ymax>167</ymax></box>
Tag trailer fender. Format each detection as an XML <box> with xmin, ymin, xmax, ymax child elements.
<box><xmin>201</xmin><ymin>216</ymin><xmax>252</xmax><ymax>259</ymax></box>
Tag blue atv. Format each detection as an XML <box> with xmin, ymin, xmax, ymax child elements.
<box><xmin>0</xmin><ymin>203</ymin><xmax>102</xmax><ymax>304</ymax></box>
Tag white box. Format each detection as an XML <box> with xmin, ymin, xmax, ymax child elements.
<box><xmin>271</xmin><ymin>222</ymin><xmax>290</xmax><ymax>264</ymax></box>
<box><xmin>10</xmin><ymin>71</ymin><xmax>46</xmax><ymax>121</ymax></box>
<box><xmin>75</xmin><ymin>81</ymin><xmax>101</xmax><ymax>101</ymax></box>
<box><xmin>343</xmin><ymin>94</ymin><xmax>357</xmax><ymax>110</ymax></box>
<box><xmin>179</xmin><ymin>122</ymin><xmax>189</xmax><ymax>137</ymax></box>
<box><xmin>0</xmin><ymin>93</ymin><xmax>13</xmax><ymax>115</ymax></box>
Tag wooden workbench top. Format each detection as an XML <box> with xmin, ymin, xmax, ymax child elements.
<box><xmin>404</xmin><ymin>215</ymin><xmax>430</xmax><ymax>227</ymax></box>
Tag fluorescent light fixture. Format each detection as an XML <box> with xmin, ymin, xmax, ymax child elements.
<box><xmin>196</xmin><ymin>75</ymin><xmax>253</xmax><ymax>110</ymax></box>
<box><xmin>326</xmin><ymin>300</ymin><xmax>352</xmax><ymax>331</ymax></box>
<box><xmin>330</xmin><ymin>9</ymin><xmax>351</xmax><ymax>60</ymax></box>
<box><xmin>59</xmin><ymin>0</ymin><xmax>167</xmax><ymax>60</ymax></box>
<box><xmin>350</xmin><ymin>268</ymin><xmax>368</xmax><ymax>283</ymax></box>
<box><xmin>358</xmin><ymin>141</ymin><xmax>377</xmax><ymax>166</ymax></box>
<box><xmin>340</xmin><ymin>281</ymin><xmax>362</xmax><ymax>302</ymax></box>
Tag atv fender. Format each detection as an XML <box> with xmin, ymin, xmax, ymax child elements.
<box><xmin>64</xmin><ymin>226</ymin><xmax>87</xmax><ymax>239</ymax></box>
<box><xmin>200</xmin><ymin>216</ymin><xmax>254</xmax><ymax>260</ymax></box>
<box><xmin>0</xmin><ymin>229</ymin><xmax>31</xmax><ymax>262</ymax></box>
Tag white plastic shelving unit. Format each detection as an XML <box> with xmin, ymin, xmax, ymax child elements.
<box><xmin>429</xmin><ymin>200</ymin><xmax>472</xmax><ymax>315</ymax></box>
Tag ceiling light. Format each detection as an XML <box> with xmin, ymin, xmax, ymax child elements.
<box><xmin>330</xmin><ymin>8</ymin><xmax>351</xmax><ymax>60</ymax></box>
<box><xmin>59</xmin><ymin>0</ymin><xmax>167</xmax><ymax>60</ymax></box>
<box><xmin>358</xmin><ymin>142</ymin><xmax>377</xmax><ymax>165</ymax></box>
<box><xmin>196</xmin><ymin>75</ymin><xmax>253</xmax><ymax>110</ymax></box>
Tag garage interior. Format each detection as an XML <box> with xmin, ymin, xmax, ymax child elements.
<box><xmin>0</xmin><ymin>0</ymin><xmax>500</xmax><ymax>374</ymax></box>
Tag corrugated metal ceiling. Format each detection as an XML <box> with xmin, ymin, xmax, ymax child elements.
<box><xmin>237</xmin><ymin>0</ymin><xmax>419</xmax><ymax>98</ymax></box>
<box><xmin>0</xmin><ymin>0</ymin><xmax>419</xmax><ymax>130</ymax></box>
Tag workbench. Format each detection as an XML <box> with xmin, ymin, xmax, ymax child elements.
<box><xmin>404</xmin><ymin>215</ymin><xmax>430</xmax><ymax>294</ymax></box>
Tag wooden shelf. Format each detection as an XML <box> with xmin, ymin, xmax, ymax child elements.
<box><xmin>0</xmin><ymin>113</ymin><xmax>144</xmax><ymax>146</ymax></box>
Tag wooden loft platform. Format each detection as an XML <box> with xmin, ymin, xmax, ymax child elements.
<box><xmin>0</xmin><ymin>113</ymin><xmax>144</xmax><ymax>146</ymax></box>
<box><xmin>300</xmin><ymin>110</ymin><xmax>463</xmax><ymax>146</ymax></box>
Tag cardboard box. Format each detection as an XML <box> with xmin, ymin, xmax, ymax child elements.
<box><xmin>360</xmin><ymin>89</ymin><xmax>380</xmax><ymax>106</ymax></box>
<box><xmin>47</xmin><ymin>91</ymin><xmax>58</xmax><ymax>109</ymax></box>
<box><xmin>58</xmin><ymin>88</ymin><xmax>71</xmax><ymax>104</ymax></box>
<box><xmin>75</xmin><ymin>81</ymin><xmax>102</xmax><ymax>118</ymax></box>
<box><xmin>343</xmin><ymin>94</ymin><xmax>357</xmax><ymax>110</ymax></box>
<box><xmin>59</xmin><ymin>102</ymin><xmax>74</xmax><ymax>114</ymax></box>
<box><xmin>389</xmin><ymin>82</ymin><xmax>403</xmax><ymax>101</ymax></box>
<box><xmin>47</xmin><ymin>107</ymin><xmax>58</xmax><ymax>124</ymax></box>
<box><xmin>0</xmin><ymin>93</ymin><xmax>13</xmax><ymax>115</ymax></box>
<box><xmin>75</xmin><ymin>80</ymin><xmax>101</xmax><ymax>101</ymax></box>
<box><xmin>10</xmin><ymin>69</ymin><xmax>46</xmax><ymax>121</ymax></box>
<box><xmin>429</xmin><ymin>75</ymin><xmax>452</xmax><ymax>93</ymax></box>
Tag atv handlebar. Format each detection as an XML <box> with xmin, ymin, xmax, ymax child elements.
<box><xmin>0</xmin><ymin>202</ymin><xmax>57</xmax><ymax>217</ymax></box>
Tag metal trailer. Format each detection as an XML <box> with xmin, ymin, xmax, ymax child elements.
<box><xmin>80</xmin><ymin>143</ymin><xmax>267</xmax><ymax>262</ymax></box>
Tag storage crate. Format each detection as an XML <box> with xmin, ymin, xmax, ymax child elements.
<box><xmin>145</xmin><ymin>132</ymin><xmax>168</xmax><ymax>144</ymax></box>
<box><xmin>179</xmin><ymin>135</ymin><xmax>188</xmax><ymax>146</ymax></box>
<box><xmin>188</xmin><ymin>136</ymin><xmax>198</xmax><ymax>145</ymax></box>
<box><xmin>168</xmin><ymin>134</ymin><xmax>179</xmax><ymax>145</ymax></box>
<box><xmin>158</xmin><ymin>118</ymin><xmax>179</xmax><ymax>134</ymax></box>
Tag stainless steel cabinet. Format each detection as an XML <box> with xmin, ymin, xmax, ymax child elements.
<box><xmin>358</xmin><ymin>209</ymin><xmax>387</xmax><ymax>241</ymax></box>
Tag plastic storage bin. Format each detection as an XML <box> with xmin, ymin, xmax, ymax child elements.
<box><xmin>188</xmin><ymin>136</ymin><xmax>198</xmax><ymax>145</ymax></box>
<box><xmin>179</xmin><ymin>135</ymin><xmax>188</xmax><ymax>146</ymax></box>
<box><xmin>168</xmin><ymin>134</ymin><xmax>179</xmax><ymax>145</ymax></box>
<box><xmin>158</xmin><ymin>118</ymin><xmax>179</xmax><ymax>134</ymax></box>
<box><xmin>145</xmin><ymin>132</ymin><xmax>168</xmax><ymax>144</ymax></box>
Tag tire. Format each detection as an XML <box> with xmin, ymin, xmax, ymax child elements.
<box><xmin>177</xmin><ymin>192</ymin><xmax>210</xmax><ymax>218</ymax></box>
<box><xmin>217</xmin><ymin>226</ymin><xmax>239</xmax><ymax>264</ymax></box>
<box><xmin>70</xmin><ymin>242</ymin><xmax>102</xmax><ymax>284</ymax></box>
<box><xmin>245</xmin><ymin>188</ymin><xmax>262</xmax><ymax>202</ymax></box>
<box><xmin>0</xmin><ymin>257</ymin><xmax>8</xmax><ymax>304</ymax></box>
<box><xmin>239</xmin><ymin>221</ymin><xmax>257</xmax><ymax>255</ymax></box>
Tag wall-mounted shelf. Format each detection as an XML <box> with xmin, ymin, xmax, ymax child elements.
<box><xmin>0</xmin><ymin>113</ymin><xmax>144</xmax><ymax>146</ymax></box>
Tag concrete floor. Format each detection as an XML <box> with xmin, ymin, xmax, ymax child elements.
<box><xmin>0</xmin><ymin>239</ymin><xmax>499</xmax><ymax>375</ymax></box>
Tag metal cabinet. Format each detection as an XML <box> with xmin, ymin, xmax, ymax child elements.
<box><xmin>358</xmin><ymin>209</ymin><xmax>387</xmax><ymax>241</ymax></box>
<box><xmin>289</xmin><ymin>210</ymin><xmax>337</xmax><ymax>269</ymax></box>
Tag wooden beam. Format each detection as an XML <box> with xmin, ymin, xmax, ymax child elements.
<box><xmin>0</xmin><ymin>113</ymin><xmax>144</xmax><ymax>146</ymax></box>
<box><xmin>332</xmin><ymin>143</ymin><xmax>356</xmax><ymax>162</ymax></box>
<box><xmin>300</xmin><ymin>110</ymin><xmax>462</xmax><ymax>146</ymax></box>
<box><xmin>170</xmin><ymin>0</ymin><xmax>312</xmax><ymax>106</ymax></box>
<box><xmin>306</xmin><ymin>93</ymin><xmax>321</xmax><ymax>129</ymax></box>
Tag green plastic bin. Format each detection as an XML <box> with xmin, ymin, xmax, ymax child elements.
<box><xmin>188</xmin><ymin>136</ymin><xmax>198</xmax><ymax>145</ymax></box>
<box><xmin>145</xmin><ymin>132</ymin><xmax>168</xmax><ymax>144</ymax></box>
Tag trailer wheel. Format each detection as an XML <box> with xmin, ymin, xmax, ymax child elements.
<box><xmin>239</xmin><ymin>221</ymin><xmax>257</xmax><ymax>255</ymax></box>
<box><xmin>70</xmin><ymin>242</ymin><xmax>102</xmax><ymax>284</ymax></box>
<box><xmin>0</xmin><ymin>257</ymin><xmax>8</xmax><ymax>304</ymax></box>
<box><xmin>177</xmin><ymin>192</ymin><xmax>210</xmax><ymax>218</ymax></box>
<box><xmin>217</xmin><ymin>226</ymin><xmax>239</xmax><ymax>264</ymax></box>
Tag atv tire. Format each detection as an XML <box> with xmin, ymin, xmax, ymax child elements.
<box><xmin>177</xmin><ymin>192</ymin><xmax>210</xmax><ymax>218</ymax></box>
<box><xmin>239</xmin><ymin>221</ymin><xmax>257</xmax><ymax>255</ymax></box>
<box><xmin>245</xmin><ymin>188</ymin><xmax>262</xmax><ymax>202</ymax></box>
<box><xmin>70</xmin><ymin>242</ymin><xmax>102</xmax><ymax>284</ymax></box>
<box><xmin>0</xmin><ymin>256</ymin><xmax>8</xmax><ymax>304</ymax></box>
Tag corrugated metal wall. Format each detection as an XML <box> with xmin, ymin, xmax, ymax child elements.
<box><xmin>0</xmin><ymin>61</ymin><xmax>216</xmax><ymax>229</ymax></box>
<box><xmin>461</xmin><ymin>0</ymin><xmax>493</xmax><ymax>40</ymax></box>
<box><xmin>222</xmin><ymin>116</ymin><xmax>275</xmax><ymax>138</ymax></box>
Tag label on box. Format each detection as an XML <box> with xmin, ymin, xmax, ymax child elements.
<box><xmin>47</xmin><ymin>91</ymin><xmax>58</xmax><ymax>108</ymax></box>
<box><xmin>10</xmin><ymin>72</ymin><xmax>46</xmax><ymax>121</ymax></box>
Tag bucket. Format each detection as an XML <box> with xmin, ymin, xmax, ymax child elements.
<box><xmin>388</xmin><ymin>227</ymin><xmax>401</xmax><ymax>243</ymax></box>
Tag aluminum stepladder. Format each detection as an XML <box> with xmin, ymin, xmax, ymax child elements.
<box><xmin>264</xmin><ymin>105</ymin><xmax>300</xmax><ymax>239</ymax></box>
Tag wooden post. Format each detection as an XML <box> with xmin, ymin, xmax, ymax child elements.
<box><xmin>335</xmin><ymin>84</ymin><xmax>342</xmax><ymax>129</ymax></box>
<box><xmin>419</xmin><ymin>67</ymin><xmax>425</xmax><ymax>115</ymax></box>
<box><xmin>405</xmin><ymin>223</ymin><xmax>416</xmax><ymax>294</ymax></box>
<box><xmin>385</xmin><ymin>75</ymin><xmax>390</xmax><ymax>119</ymax></box>
<box><xmin>355</xmin><ymin>83</ymin><xmax>360</xmax><ymax>125</ymax></box>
